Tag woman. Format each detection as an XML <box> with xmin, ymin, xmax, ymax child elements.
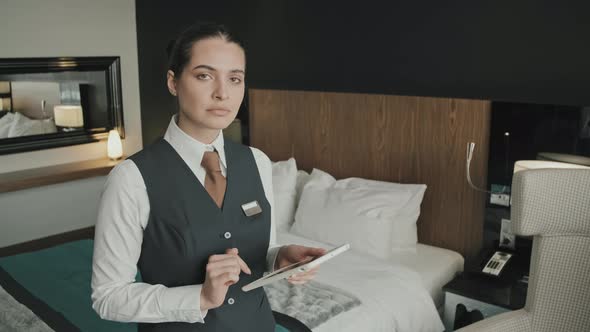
<box><xmin>91</xmin><ymin>22</ymin><xmax>325</xmax><ymax>332</ymax></box>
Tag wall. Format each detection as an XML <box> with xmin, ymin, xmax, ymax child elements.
<box><xmin>136</xmin><ymin>1</ymin><xmax>590</xmax><ymax>146</ymax></box>
<box><xmin>0</xmin><ymin>0</ymin><xmax>141</xmax><ymax>247</ymax></box>
<box><xmin>0</xmin><ymin>177</ymin><xmax>105</xmax><ymax>247</ymax></box>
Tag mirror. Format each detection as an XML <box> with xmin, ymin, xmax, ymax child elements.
<box><xmin>0</xmin><ymin>57</ymin><xmax>124</xmax><ymax>155</ymax></box>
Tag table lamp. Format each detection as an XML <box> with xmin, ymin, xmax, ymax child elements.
<box><xmin>107</xmin><ymin>129</ymin><xmax>123</xmax><ymax>160</ymax></box>
<box><xmin>54</xmin><ymin>105</ymin><xmax>84</xmax><ymax>130</ymax></box>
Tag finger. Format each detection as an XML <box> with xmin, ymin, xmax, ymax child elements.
<box><xmin>291</xmin><ymin>268</ymin><xmax>318</xmax><ymax>278</ymax></box>
<box><xmin>224</xmin><ymin>249</ymin><xmax>251</xmax><ymax>275</ymax></box>
<box><xmin>218</xmin><ymin>272</ymin><xmax>239</xmax><ymax>287</ymax></box>
<box><xmin>288</xmin><ymin>270</ymin><xmax>317</xmax><ymax>280</ymax></box>
<box><xmin>209</xmin><ymin>265</ymin><xmax>241</xmax><ymax>279</ymax></box>
<box><xmin>234</xmin><ymin>255</ymin><xmax>251</xmax><ymax>275</ymax></box>
<box><xmin>225</xmin><ymin>248</ymin><xmax>238</xmax><ymax>255</ymax></box>
<box><xmin>210</xmin><ymin>255</ymin><xmax>251</xmax><ymax>275</ymax></box>
<box><xmin>289</xmin><ymin>273</ymin><xmax>317</xmax><ymax>282</ymax></box>
<box><xmin>209</xmin><ymin>254</ymin><xmax>236</xmax><ymax>263</ymax></box>
<box><xmin>289</xmin><ymin>266</ymin><xmax>318</xmax><ymax>278</ymax></box>
<box><xmin>207</xmin><ymin>257</ymin><xmax>246</xmax><ymax>271</ymax></box>
<box><xmin>305</xmin><ymin>247</ymin><xmax>327</xmax><ymax>257</ymax></box>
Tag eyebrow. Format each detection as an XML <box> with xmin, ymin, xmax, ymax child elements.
<box><xmin>192</xmin><ymin>64</ymin><xmax>245</xmax><ymax>74</ymax></box>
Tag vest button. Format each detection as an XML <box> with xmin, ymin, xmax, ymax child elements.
<box><xmin>227</xmin><ymin>297</ymin><xmax>235</xmax><ymax>305</ymax></box>
<box><xmin>224</xmin><ymin>231</ymin><xmax>232</xmax><ymax>239</ymax></box>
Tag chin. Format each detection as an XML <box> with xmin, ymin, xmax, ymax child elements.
<box><xmin>204</xmin><ymin>117</ymin><xmax>235</xmax><ymax>131</ymax></box>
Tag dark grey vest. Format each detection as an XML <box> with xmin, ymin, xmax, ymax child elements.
<box><xmin>129</xmin><ymin>138</ymin><xmax>275</xmax><ymax>332</ymax></box>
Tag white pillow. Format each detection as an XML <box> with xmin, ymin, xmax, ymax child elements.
<box><xmin>295</xmin><ymin>169</ymin><xmax>310</xmax><ymax>203</ymax></box>
<box><xmin>291</xmin><ymin>168</ymin><xmax>426</xmax><ymax>259</ymax></box>
<box><xmin>8</xmin><ymin>112</ymin><xmax>57</xmax><ymax>137</ymax></box>
<box><xmin>271</xmin><ymin>158</ymin><xmax>298</xmax><ymax>231</ymax></box>
<box><xmin>0</xmin><ymin>112</ymin><xmax>15</xmax><ymax>138</ymax></box>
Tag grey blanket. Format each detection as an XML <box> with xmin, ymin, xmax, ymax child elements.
<box><xmin>264</xmin><ymin>279</ymin><xmax>361</xmax><ymax>329</ymax></box>
<box><xmin>0</xmin><ymin>285</ymin><xmax>54</xmax><ymax>332</ymax></box>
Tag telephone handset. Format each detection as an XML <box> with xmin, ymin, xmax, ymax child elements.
<box><xmin>482</xmin><ymin>251</ymin><xmax>513</xmax><ymax>276</ymax></box>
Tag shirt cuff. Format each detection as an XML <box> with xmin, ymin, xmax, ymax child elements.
<box><xmin>266</xmin><ymin>245</ymin><xmax>283</xmax><ymax>272</ymax></box>
<box><xmin>160</xmin><ymin>284</ymin><xmax>208</xmax><ymax>323</ymax></box>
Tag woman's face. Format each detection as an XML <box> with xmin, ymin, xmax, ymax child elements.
<box><xmin>168</xmin><ymin>37</ymin><xmax>245</xmax><ymax>136</ymax></box>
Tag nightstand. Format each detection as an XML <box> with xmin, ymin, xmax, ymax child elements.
<box><xmin>442</xmin><ymin>244</ymin><xmax>531</xmax><ymax>331</ymax></box>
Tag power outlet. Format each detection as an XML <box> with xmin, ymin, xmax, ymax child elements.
<box><xmin>491</xmin><ymin>193</ymin><xmax>511</xmax><ymax>207</ymax></box>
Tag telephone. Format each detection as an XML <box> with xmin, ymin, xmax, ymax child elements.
<box><xmin>481</xmin><ymin>251</ymin><xmax>513</xmax><ymax>277</ymax></box>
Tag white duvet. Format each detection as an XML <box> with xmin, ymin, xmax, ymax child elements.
<box><xmin>276</xmin><ymin>231</ymin><xmax>445</xmax><ymax>332</ymax></box>
<box><xmin>0</xmin><ymin>112</ymin><xmax>57</xmax><ymax>138</ymax></box>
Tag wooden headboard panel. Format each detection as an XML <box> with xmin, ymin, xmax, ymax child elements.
<box><xmin>249</xmin><ymin>89</ymin><xmax>490</xmax><ymax>259</ymax></box>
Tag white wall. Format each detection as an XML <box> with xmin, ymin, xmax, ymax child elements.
<box><xmin>0</xmin><ymin>177</ymin><xmax>106</xmax><ymax>247</ymax></box>
<box><xmin>0</xmin><ymin>0</ymin><xmax>142</xmax><ymax>247</ymax></box>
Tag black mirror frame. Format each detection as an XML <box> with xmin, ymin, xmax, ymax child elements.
<box><xmin>0</xmin><ymin>56</ymin><xmax>124</xmax><ymax>155</ymax></box>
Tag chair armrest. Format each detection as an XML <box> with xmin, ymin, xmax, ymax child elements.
<box><xmin>456</xmin><ymin>309</ymin><xmax>531</xmax><ymax>332</ymax></box>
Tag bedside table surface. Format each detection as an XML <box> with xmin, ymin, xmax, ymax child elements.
<box><xmin>443</xmin><ymin>272</ymin><xmax>527</xmax><ymax>310</ymax></box>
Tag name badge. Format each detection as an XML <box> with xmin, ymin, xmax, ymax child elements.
<box><xmin>241</xmin><ymin>200</ymin><xmax>262</xmax><ymax>217</ymax></box>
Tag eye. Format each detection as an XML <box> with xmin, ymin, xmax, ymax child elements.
<box><xmin>230</xmin><ymin>77</ymin><xmax>243</xmax><ymax>84</ymax></box>
<box><xmin>196</xmin><ymin>73</ymin><xmax>212</xmax><ymax>80</ymax></box>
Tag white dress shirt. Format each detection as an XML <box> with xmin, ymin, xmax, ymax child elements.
<box><xmin>91</xmin><ymin>115</ymin><xmax>280</xmax><ymax>324</ymax></box>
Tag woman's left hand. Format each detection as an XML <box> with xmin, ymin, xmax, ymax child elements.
<box><xmin>275</xmin><ymin>245</ymin><xmax>326</xmax><ymax>285</ymax></box>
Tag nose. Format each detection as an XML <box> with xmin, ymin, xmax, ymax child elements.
<box><xmin>212</xmin><ymin>81</ymin><xmax>229</xmax><ymax>101</ymax></box>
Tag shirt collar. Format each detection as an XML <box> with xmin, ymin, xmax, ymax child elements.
<box><xmin>163</xmin><ymin>114</ymin><xmax>227</xmax><ymax>169</ymax></box>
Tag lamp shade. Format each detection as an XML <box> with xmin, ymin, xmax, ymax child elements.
<box><xmin>514</xmin><ymin>160</ymin><xmax>590</xmax><ymax>173</ymax></box>
<box><xmin>107</xmin><ymin>129</ymin><xmax>123</xmax><ymax>160</ymax></box>
<box><xmin>0</xmin><ymin>97</ymin><xmax>10</xmax><ymax>111</ymax></box>
<box><xmin>0</xmin><ymin>82</ymin><xmax>10</xmax><ymax>94</ymax></box>
<box><xmin>54</xmin><ymin>105</ymin><xmax>84</xmax><ymax>127</ymax></box>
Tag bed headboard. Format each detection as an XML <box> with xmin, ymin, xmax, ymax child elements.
<box><xmin>248</xmin><ymin>89</ymin><xmax>491</xmax><ymax>259</ymax></box>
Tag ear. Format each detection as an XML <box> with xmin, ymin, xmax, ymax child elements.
<box><xmin>167</xmin><ymin>70</ymin><xmax>177</xmax><ymax>96</ymax></box>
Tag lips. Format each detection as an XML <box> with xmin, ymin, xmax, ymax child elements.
<box><xmin>207</xmin><ymin>108</ymin><xmax>231</xmax><ymax>116</ymax></box>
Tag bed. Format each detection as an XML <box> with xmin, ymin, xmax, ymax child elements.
<box><xmin>393</xmin><ymin>243</ymin><xmax>464</xmax><ymax>311</ymax></box>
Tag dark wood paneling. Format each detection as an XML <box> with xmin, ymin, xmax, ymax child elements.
<box><xmin>249</xmin><ymin>89</ymin><xmax>490</xmax><ymax>259</ymax></box>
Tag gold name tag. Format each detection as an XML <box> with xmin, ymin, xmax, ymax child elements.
<box><xmin>241</xmin><ymin>200</ymin><xmax>262</xmax><ymax>217</ymax></box>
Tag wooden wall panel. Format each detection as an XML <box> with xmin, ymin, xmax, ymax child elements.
<box><xmin>249</xmin><ymin>89</ymin><xmax>490</xmax><ymax>259</ymax></box>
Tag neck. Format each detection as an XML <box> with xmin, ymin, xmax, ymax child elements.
<box><xmin>177</xmin><ymin>112</ymin><xmax>220</xmax><ymax>144</ymax></box>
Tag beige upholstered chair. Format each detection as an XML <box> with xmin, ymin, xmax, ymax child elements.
<box><xmin>457</xmin><ymin>168</ymin><xmax>590</xmax><ymax>332</ymax></box>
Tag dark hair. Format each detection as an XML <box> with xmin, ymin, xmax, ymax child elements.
<box><xmin>166</xmin><ymin>22</ymin><xmax>245</xmax><ymax>77</ymax></box>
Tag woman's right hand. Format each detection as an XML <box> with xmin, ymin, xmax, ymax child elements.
<box><xmin>200</xmin><ymin>248</ymin><xmax>251</xmax><ymax>311</ymax></box>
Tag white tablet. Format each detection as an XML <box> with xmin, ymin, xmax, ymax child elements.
<box><xmin>242</xmin><ymin>243</ymin><xmax>350</xmax><ymax>292</ymax></box>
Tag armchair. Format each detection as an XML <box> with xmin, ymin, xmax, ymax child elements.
<box><xmin>457</xmin><ymin>168</ymin><xmax>590</xmax><ymax>332</ymax></box>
